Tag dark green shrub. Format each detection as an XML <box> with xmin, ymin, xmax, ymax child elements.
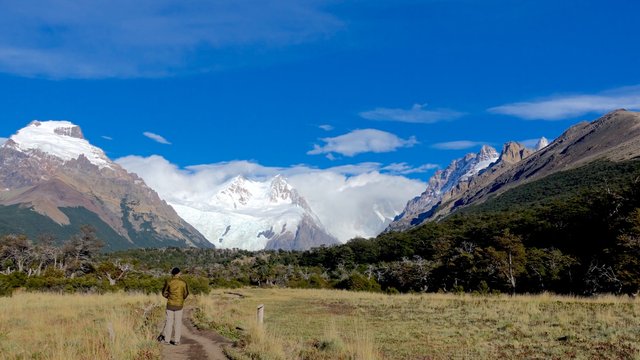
<box><xmin>5</xmin><ymin>272</ymin><xmax>27</xmax><ymax>288</ymax></box>
<box><xmin>335</xmin><ymin>273</ymin><xmax>381</xmax><ymax>292</ymax></box>
<box><xmin>183</xmin><ymin>275</ymin><xmax>210</xmax><ymax>295</ymax></box>
<box><xmin>0</xmin><ymin>275</ymin><xmax>13</xmax><ymax>297</ymax></box>
<box><xmin>210</xmin><ymin>278</ymin><xmax>244</xmax><ymax>289</ymax></box>
<box><xmin>385</xmin><ymin>287</ymin><xmax>400</xmax><ymax>294</ymax></box>
<box><xmin>121</xmin><ymin>275</ymin><xmax>164</xmax><ymax>294</ymax></box>
<box><xmin>288</xmin><ymin>273</ymin><xmax>330</xmax><ymax>289</ymax></box>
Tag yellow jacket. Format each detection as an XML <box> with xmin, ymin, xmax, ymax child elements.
<box><xmin>163</xmin><ymin>277</ymin><xmax>189</xmax><ymax>310</ymax></box>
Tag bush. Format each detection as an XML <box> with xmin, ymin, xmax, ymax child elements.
<box><xmin>288</xmin><ymin>274</ymin><xmax>330</xmax><ymax>289</ymax></box>
<box><xmin>385</xmin><ymin>287</ymin><xmax>400</xmax><ymax>295</ymax></box>
<box><xmin>121</xmin><ymin>275</ymin><xmax>164</xmax><ymax>294</ymax></box>
<box><xmin>335</xmin><ymin>273</ymin><xmax>381</xmax><ymax>292</ymax></box>
<box><xmin>0</xmin><ymin>275</ymin><xmax>13</xmax><ymax>297</ymax></box>
<box><xmin>210</xmin><ymin>278</ymin><xmax>244</xmax><ymax>289</ymax></box>
<box><xmin>23</xmin><ymin>275</ymin><xmax>108</xmax><ymax>293</ymax></box>
<box><xmin>4</xmin><ymin>271</ymin><xmax>27</xmax><ymax>288</ymax></box>
<box><xmin>183</xmin><ymin>275</ymin><xmax>210</xmax><ymax>295</ymax></box>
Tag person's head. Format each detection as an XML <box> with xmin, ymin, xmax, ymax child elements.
<box><xmin>171</xmin><ymin>267</ymin><xmax>181</xmax><ymax>276</ymax></box>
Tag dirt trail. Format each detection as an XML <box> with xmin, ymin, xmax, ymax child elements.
<box><xmin>160</xmin><ymin>308</ymin><xmax>233</xmax><ymax>360</ymax></box>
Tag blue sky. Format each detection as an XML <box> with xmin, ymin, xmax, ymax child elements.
<box><xmin>1</xmin><ymin>0</ymin><xmax>640</xmax><ymax>180</ymax></box>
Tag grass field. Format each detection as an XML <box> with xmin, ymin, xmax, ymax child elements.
<box><xmin>1</xmin><ymin>289</ymin><xmax>638</xmax><ymax>359</ymax></box>
<box><xmin>194</xmin><ymin>288</ymin><xmax>640</xmax><ymax>360</ymax></box>
<box><xmin>0</xmin><ymin>291</ymin><xmax>164</xmax><ymax>360</ymax></box>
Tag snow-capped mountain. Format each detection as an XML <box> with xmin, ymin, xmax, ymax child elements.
<box><xmin>0</xmin><ymin>120</ymin><xmax>210</xmax><ymax>249</ymax></box>
<box><xmin>386</xmin><ymin>145</ymin><xmax>499</xmax><ymax>232</ymax></box>
<box><xmin>169</xmin><ymin>175</ymin><xmax>339</xmax><ymax>250</ymax></box>
<box><xmin>7</xmin><ymin>121</ymin><xmax>112</xmax><ymax>168</ymax></box>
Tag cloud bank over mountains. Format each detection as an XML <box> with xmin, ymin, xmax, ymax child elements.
<box><xmin>116</xmin><ymin>155</ymin><xmax>427</xmax><ymax>241</ymax></box>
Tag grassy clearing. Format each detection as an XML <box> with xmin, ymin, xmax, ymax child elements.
<box><xmin>0</xmin><ymin>291</ymin><xmax>164</xmax><ymax>360</ymax></box>
<box><xmin>195</xmin><ymin>288</ymin><xmax>640</xmax><ymax>359</ymax></box>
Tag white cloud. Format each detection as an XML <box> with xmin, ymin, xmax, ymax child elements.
<box><xmin>0</xmin><ymin>137</ymin><xmax>7</xmax><ymax>146</ymax></box>
<box><xmin>431</xmin><ymin>140</ymin><xmax>487</xmax><ymax>150</ymax></box>
<box><xmin>360</xmin><ymin>103</ymin><xmax>464</xmax><ymax>123</ymax></box>
<box><xmin>308</xmin><ymin>129</ymin><xmax>418</xmax><ymax>157</ymax></box>
<box><xmin>115</xmin><ymin>156</ymin><xmax>427</xmax><ymax>241</ymax></box>
<box><xmin>0</xmin><ymin>1</ymin><xmax>342</xmax><ymax>78</ymax></box>
<box><xmin>382</xmin><ymin>162</ymin><xmax>439</xmax><ymax>175</ymax></box>
<box><xmin>143</xmin><ymin>131</ymin><xmax>171</xmax><ymax>145</ymax></box>
<box><xmin>319</xmin><ymin>124</ymin><xmax>334</xmax><ymax>131</ymax></box>
<box><xmin>101</xmin><ymin>136</ymin><xmax>113</xmax><ymax>140</ymax></box>
<box><xmin>488</xmin><ymin>85</ymin><xmax>640</xmax><ymax>120</ymax></box>
<box><xmin>289</xmin><ymin>171</ymin><xmax>425</xmax><ymax>241</ymax></box>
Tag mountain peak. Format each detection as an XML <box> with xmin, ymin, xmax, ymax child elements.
<box><xmin>535</xmin><ymin>137</ymin><xmax>549</xmax><ymax>151</ymax></box>
<box><xmin>499</xmin><ymin>141</ymin><xmax>533</xmax><ymax>164</ymax></box>
<box><xmin>269</xmin><ymin>174</ymin><xmax>293</xmax><ymax>203</ymax></box>
<box><xmin>27</xmin><ymin>120</ymin><xmax>85</xmax><ymax>139</ymax></box>
<box><xmin>478</xmin><ymin>145</ymin><xmax>499</xmax><ymax>161</ymax></box>
<box><xmin>6</xmin><ymin>120</ymin><xmax>111</xmax><ymax>169</ymax></box>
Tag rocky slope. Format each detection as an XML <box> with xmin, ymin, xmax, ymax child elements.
<box><xmin>0</xmin><ymin>120</ymin><xmax>211</xmax><ymax>249</ymax></box>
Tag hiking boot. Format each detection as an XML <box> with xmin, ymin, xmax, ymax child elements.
<box><xmin>170</xmin><ymin>340</ymin><xmax>180</xmax><ymax>346</ymax></box>
<box><xmin>156</xmin><ymin>334</ymin><xmax>165</xmax><ymax>342</ymax></box>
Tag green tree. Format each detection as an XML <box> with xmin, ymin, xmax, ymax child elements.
<box><xmin>488</xmin><ymin>229</ymin><xmax>526</xmax><ymax>294</ymax></box>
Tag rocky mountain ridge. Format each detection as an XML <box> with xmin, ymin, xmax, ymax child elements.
<box><xmin>388</xmin><ymin>109</ymin><xmax>640</xmax><ymax>232</ymax></box>
<box><xmin>386</xmin><ymin>145</ymin><xmax>500</xmax><ymax>232</ymax></box>
<box><xmin>436</xmin><ymin>109</ymin><xmax>640</xmax><ymax>216</ymax></box>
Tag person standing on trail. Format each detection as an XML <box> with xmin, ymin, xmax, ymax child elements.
<box><xmin>158</xmin><ymin>267</ymin><xmax>190</xmax><ymax>345</ymax></box>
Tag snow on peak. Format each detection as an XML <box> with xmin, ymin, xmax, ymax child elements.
<box><xmin>215</xmin><ymin>175</ymin><xmax>299</xmax><ymax>209</ymax></box>
<box><xmin>269</xmin><ymin>175</ymin><xmax>294</xmax><ymax>203</ymax></box>
<box><xmin>7</xmin><ymin>120</ymin><xmax>112</xmax><ymax>169</ymax></box>
<box><xmin>172</xmin><ymin>174</ymin><xmax>322</xmax><ymax>250</ymax></box>
<box><xmin>460</xmin><ymin>145</ymin><xmax>498</xmax><ymax>181</ymax></box>
<box><xmin>535</xmin><ymin>137</ymin><xmax>549</xmax><ymax>151</ymax></box>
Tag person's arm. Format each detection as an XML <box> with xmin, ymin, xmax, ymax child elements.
<box><xmin>184</xmin><ymin>280</ymin><xmax>190</xmax><ymax>299</ymax></box>
<box><xmin>162</xmin><ymin>279</ymin><xmax>170</xmax><ymax>298</ymax></box>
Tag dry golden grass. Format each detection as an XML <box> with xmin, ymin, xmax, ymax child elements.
<box><xmin>195</xmin><ymin>289</ymin><xmax>640</xmax><ymax>360</ymax></box>
<box><xmin>0</xmin><ymin>291</ymin><xmax>164</xmax><ymax>360</ymax></box>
